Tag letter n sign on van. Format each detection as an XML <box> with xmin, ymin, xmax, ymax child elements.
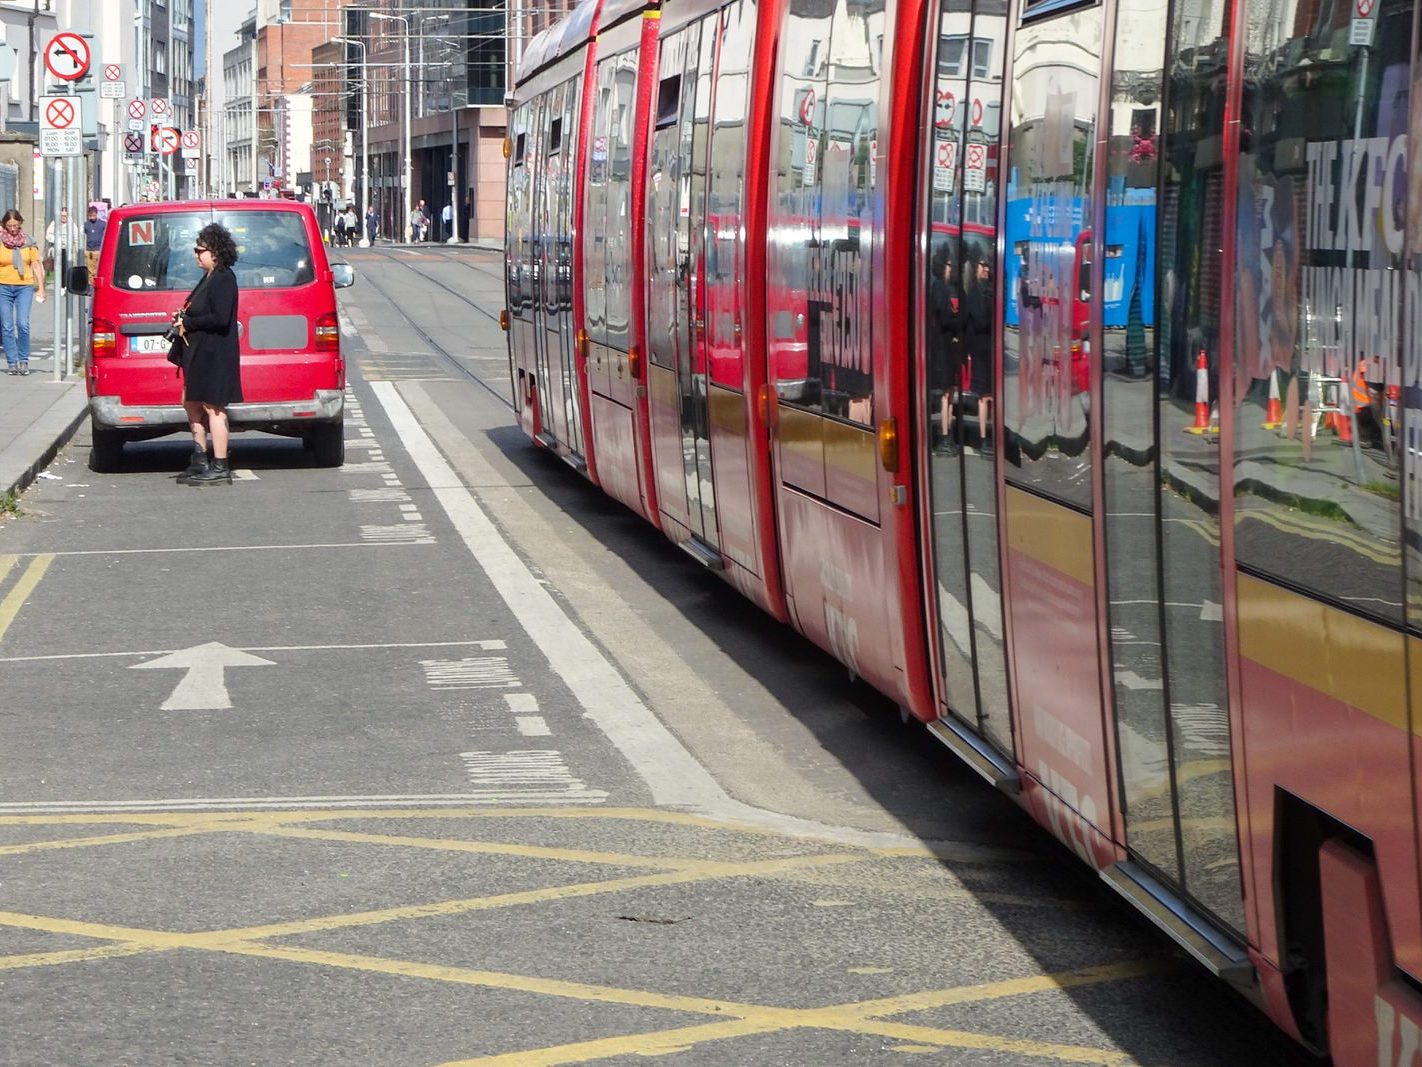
<box><xmin>128</xmin><ymin>220</ymin><xmax>153</xmax><ymax>246</ymax></box>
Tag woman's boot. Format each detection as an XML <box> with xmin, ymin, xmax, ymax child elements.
<box><xmin>188</xmin><ymin>457</ymin><xmax>231</xmax><ymax>486</ymax></box>
<box><xmin>176</xmin><ymin>448</ymin><xmax>210</xmax><ymax>484</ymax></box>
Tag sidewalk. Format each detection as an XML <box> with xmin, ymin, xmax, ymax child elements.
<box><xmin>0</xmin><ymin>301</ymin><xmax>88</xmax><ymax>499</ymax></box>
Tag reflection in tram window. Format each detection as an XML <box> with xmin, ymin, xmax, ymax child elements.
<box><xmin>1001</xmin><ymin>7</ymin><xmax>1103</xmax><ymax>511</ymax></box>
<box><xmin>770</xmin><ymin>0</ymin><xmax>881</xmax><ymax>426</ymax></box>
<box><xmin>920</xmin><ymin>0</ymin><xmax>1011</xmax><ymax>755</ymax></box>
<box><xmin>1234</xmin><ymin>0</ymin><xmax>1408</xmax><ymax>624</ymax></box>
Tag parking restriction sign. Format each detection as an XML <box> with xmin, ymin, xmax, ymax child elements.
<box><xmin>39</xmin><ymin>95</ymin><xmax>82</xmax><ymax>156</ymax></box>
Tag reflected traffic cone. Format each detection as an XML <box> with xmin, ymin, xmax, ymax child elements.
<box><xmin>1186</xmin><ymin>349</ymin><xmax>1210</xmax><ymax>435</ymax></box>
<box><xmin>1386</xmin><ymin>384</ymin><xmax>1400</xmax><ymax>438</ymax></box>
<box><xmin>1336</xmin><ymin>406</ymin><xmax>1353</xmax><ymax>442</ymax></box>
<box><xmin>1263</xmin><ymin>369</ymin><xmax>1283</xmax><ymax>429</ymax></box>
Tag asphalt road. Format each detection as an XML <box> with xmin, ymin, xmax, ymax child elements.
<box><xmin>0</xmin><ymin>246</ymin><xmax>1315</xmax><ymax>1066</ymax></box>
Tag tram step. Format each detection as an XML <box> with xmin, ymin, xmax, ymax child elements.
<box><xmin>926</xmin><ymin>715</ymin><xmax>1020</xmax><ymax>795</ymax></box>
<box><xmin>678</xmin><ymin>536</ymin><xmax>724</xmax><ymax>572</ymax></box>
<box><xmin>1101</xmin><ymin>860</ymin><xmax>1254</xmax><ymax>988</ymax></box>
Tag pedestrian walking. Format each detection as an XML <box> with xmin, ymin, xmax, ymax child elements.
<box><xmin>333</xmin><ymin>210</ymin><xmax>348</xmax><ymax>247</ymax></box>
<box><xmin>365</xmin><ymin>206</ymin><xmax>378</xmax><ymax>245</ymax></box>
<box><xmin>343</xmin><ymin>206</ymin><xmax>358</xmax><ymax>246</ymax></box>
<box><xmin>409</xmin><ymin>200</ymin><xmax>428</xmax><ymax>243</ymax></box>
<box><xmin>441</xmin><ymin>202</ymin><xmax>453</xmax><ymax>241</ymax></box>
<box><xmin>84</xmin><ymin>205</ymin><xmax>106</xmax><ymax>276</ymax></box>
<box><xmin>172</xmin><ymin>223</ymin><xmax>242</xmax><ymax>486</ymax></box>
<box><xmin>44</xmin><ymin>207</ymin><xmax>78</xmax><ymax>275</ymax></box>
<box><xmin>0</xmin><ymin>210</ymin><xmax>45</xmax><ymax>376</ymax></box>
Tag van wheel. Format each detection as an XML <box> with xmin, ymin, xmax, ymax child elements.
<box><xmin>310</xmin><ymin>422</ymin><xmax>344</xmax><ymax>467</ymax></box>
<box><xmin>89</xmin><ymin>420</ymin><xmax>123</xmax><ymax>473</ymax></box>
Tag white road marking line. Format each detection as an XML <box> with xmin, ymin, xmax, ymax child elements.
<box><xmin>340</xmin><ymin>461</ymin><xmax>394</xmax><ymax>476</ymax></box>
<box><xmin>0</xmin><ymin>542</ymin><xmax>435</xmax><ymax>559</ymax></box>
<box><xmin>0</xmin><ymin>792</ymin><xmax>607</xmax><ymax>814</ymax></box>
<box><xmin>515</xmin><ymin>716</ymin><xmax>551</xmax><ymax>737</ymax></box>
<box><xmin>232</xmin><ymin>469</ymin><xmax>259</xmax><ymax>481</ymax></box>
<box><xmin>422</xmin><ymin>656</ymin><xmax>520</xmax><ymax>689</ymax></box>
<box><xmin>402</xmin><ymin>512</ymin><xmax>424</xmax><ymax>521</ymax></box>
<box><xmin>360</xmin><ymin>524</ymin><xmax>433</xmax><ymax>543</ymax></box>
<box><xmin>399</xmin><ymin>503</ymin><xmax>418</xmax><ymax>512</ymax></box>
<box><xmin>375</xmin><ymin>381</ymin><xmax>728</xmax><ymax>809</ymax></box>
<box><xmin>459</xmin><ymin>750</ymin><xmax>605</xmax><ymax>802</ymax></box>
<box><xmin>349</xmin><ymin>488</ymin><xmax>411</xmax><ymax>503</ymax></box>
<box><xmin>504</xmin><ymin>693</ymin><xmax>539</xmax><ymax>713</ymax></box>
<box><xmin>0</xmin><ymin>639</ymin><xmax>507</xmax><ymax>665</ymax></box>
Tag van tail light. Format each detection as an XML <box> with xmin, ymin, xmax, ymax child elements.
<box><xmin>628</xmin><ymin>344</ymin><xmax>642</xmax><ymax>382</ymax></box>
<box><xmin>315</xmin><ymin>312</ymin><xmax>340</xmax><ymax>351</ymax></box>
<box><xmin>92</xmin><ymin>318</ymin><xmax>117</xmax><ymax>358</ymax></box>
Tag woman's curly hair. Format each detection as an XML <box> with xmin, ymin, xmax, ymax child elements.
<box><xmin>196</xmin><ymin>222</ymin><xmax>239</xmax><ymax>270</ymax></box>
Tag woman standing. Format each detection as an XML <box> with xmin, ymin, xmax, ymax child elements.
<box><xmin>174</xmin><ymin>222</ymin><xmax>241</xmax><ymax>486</ymax></box>
<box><xmin>0</xmin><ymin>210</ymin><xmax>45</xmax><ymax>376</ymax></box>
<box><xmin>927</xmin><ymin>244</ymin><xmax>964</xmax><ymax>452</ymax></box>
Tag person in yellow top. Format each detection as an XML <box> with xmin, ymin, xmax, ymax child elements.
<box><xmin>0</xmin><ymin>210</ymin><xmax>45</xmax><ymax>375</ymax></box>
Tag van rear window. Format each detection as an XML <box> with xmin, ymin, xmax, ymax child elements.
<box><xmin>111</xmin><ymin>210</ymin><xmax>315</xmax><ymax>292</ymax></box>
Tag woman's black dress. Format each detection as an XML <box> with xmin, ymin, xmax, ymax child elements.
<box><xmin>928</xmin><ymin>275</ymin><xmax>964</xmax><ymax>395</ymax></box>
<box><xmin>965</xmin><ymin>279</ymin><xmax>994</xmax><ymax>396</ymax></box>
<box><xmin>180</xmin><ymin>266</ymin><xmax>242</xmax><ymax>406</ymax></box>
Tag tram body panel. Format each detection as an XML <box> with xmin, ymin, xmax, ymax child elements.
<box><xmin>1236</xmin><ymin>577</ymin><xmax>1420</xmax><ymax>975</ymax></box>
<box><xmin>1003</xmin><ymin>488</ymin><xmax>1116</xmax><ymax>869</ymax></box>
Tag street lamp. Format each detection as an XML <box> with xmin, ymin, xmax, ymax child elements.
<box><xmin>369</xmin><ymin>12</ymin><xmax>412</xmax><ymax>243</ymax></box>
<box><xmin>333</xmin><ymin>37</ymin><xmax>370</xmax><ymax>246</ymax></box>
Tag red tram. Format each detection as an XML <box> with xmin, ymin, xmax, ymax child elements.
<box><xmin>504</xmin><ymin>0</ymin><xmax>1422</xmax><ymax>1058</ymax></box>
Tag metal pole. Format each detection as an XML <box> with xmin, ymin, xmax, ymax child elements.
<box><xmin>360</xmin><ymin>44</ymin><xmax>369</xmax><ymax>241</ymax></box>
<box><xmin>51</xmin><ymin>159</ymin><xmax>62</xmax><ymax>381</ymax></box>
<box><xmin>449</xmin><ymin>101</ymin><xmax>458</xmax><ymax>243</ymax></box>
<box><xmin>403</xmin><ymin>28</ymin><xmax>411</xmax><ymax>241</ymax></box>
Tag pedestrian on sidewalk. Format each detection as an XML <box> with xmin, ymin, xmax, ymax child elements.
<box><xmin>84</xmin><ymin>205</ymin><xmax>106</xmax><ymax>276</ymax></box>
<box><xmin>365</xmin><ymin>205</ymin><xmax>378</xmax><ymax>245</ymax></box>
<box><xmin>409</xmin><ymin>200</ymin><xmax>428</xmax><ymax>243</ymax></box>
<box><xmin>441</xmin><ymin>202</ymin><xmax>453</xmax><ymax>241</ymax></box>
<box><xmin>0</xmin><ymin>210</ymin><xmax>45</xmax><ymax>376</ymax></box>
<box><xmin>173</xmin><ymin>223</ymin><xmax>241</xmax><ymax>486</ymax></box>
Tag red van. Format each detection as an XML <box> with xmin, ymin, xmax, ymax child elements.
<box><xmin>81</xmin><ymin>200</ymin><xmax>354</xmax><ymax>472</ymax></box>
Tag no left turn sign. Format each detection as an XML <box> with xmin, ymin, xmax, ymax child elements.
<box><xmin>43</xmin><ymin>32</ymin><xmax>90</xmax><ymax>82</ymax></box>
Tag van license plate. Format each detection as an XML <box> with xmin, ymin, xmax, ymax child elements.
<box><xmin>130</xmin><ymin>335</ymin><xmax>170</xmax><ymax>355</ymax></box>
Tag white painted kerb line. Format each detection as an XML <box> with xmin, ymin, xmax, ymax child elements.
<box><xmin>372</xmin><ymin>381</ymin><xmax>728</xmax><ymax>809</ymax></box>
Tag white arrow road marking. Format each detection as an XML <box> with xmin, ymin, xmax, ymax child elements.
<box><xmin>130</xmin><ymin>641</ymin><xmax>275</xmax><ymax>710</ymax></box>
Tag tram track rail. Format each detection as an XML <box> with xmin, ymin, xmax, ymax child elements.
<box><xmin>351</xmin><ymin>253</ymin><xmax>514</xmax><ymax>413</ymax></box>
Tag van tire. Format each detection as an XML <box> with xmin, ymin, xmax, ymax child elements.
<box><xmin>311</xmin><ymin>422</ymin><xmax>344</xmax><ymax>468</ymax></box>
<box><xmin>89</xmin><ymin>420</ymin><xmax>123</xmax><ymax>473</ymax></box>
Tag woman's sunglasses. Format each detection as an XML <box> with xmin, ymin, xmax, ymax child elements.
<box><xmin>193</xmin><ymin>246</ymin><xmax>209</xmax><ymax>255</ymax></box>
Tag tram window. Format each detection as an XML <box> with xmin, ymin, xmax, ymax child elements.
<box><xmin>514</xmin><ymin>133</ymin><xmax>525</xmax><ymax>165</ymax></box>
<box><xmin>549</xmin><ymin>118</ymin><xmax>562</xmax><ymax>155</ymax></box>
<box><xmin>1000</xmin><ymin>5</ymin><xmax>1103</xmax><ymax>512</ymax></box>
<box><xmin>1231</xmin><ymin>0</ymin><xmax>1408</xmax><ymax>623</ymax></box>
<box><xmin>656</xmin><ymin>76</ymin><xmax>681</xmax><ymax>128</ymax></box>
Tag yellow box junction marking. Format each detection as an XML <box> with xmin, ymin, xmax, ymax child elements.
<box><xmin>0</xmin><ymin>807</ymin><xmax>1167</xmax><ymax>1065</ymax></box>
<box><xmin>0</xmin><ymin>552</ymin><xmax>53</xmax><ymax>644</ymax></box>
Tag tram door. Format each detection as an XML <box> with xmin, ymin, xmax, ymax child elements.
<box><xmin>646</xmin><ymin>21</ymin><xmax>719</xmax><ymax>549</ymax></box>
<box><xmin>533</xmin><ymin>80</ymin><xmax>585</xmax><ymax>457</ymax></box>
<box><xmin>920</xmin><ymin>0</ymin><xmax>1013</xmax><ymax>756</ymax></box>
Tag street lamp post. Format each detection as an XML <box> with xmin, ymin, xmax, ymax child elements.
<box><xmin>370</xmin><ymin>13</ymin><xmax>412</xmax><ymax>244</ymax></box>
<box><xmin>333</xmin><ymin>37</ymin><xmax>370</xmax><ymax>246</ymax></box>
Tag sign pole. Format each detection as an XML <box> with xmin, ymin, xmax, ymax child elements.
<box><xmin>51</xmin><ymin>158</ymin><xmax>62</xmax><ymax>382</ymax></box>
